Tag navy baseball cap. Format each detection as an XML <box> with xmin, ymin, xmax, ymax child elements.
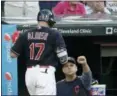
<box><xmin>67</xmin><ymin>57</ymin><xmax>76</xmax><ymax>64</ymax></box>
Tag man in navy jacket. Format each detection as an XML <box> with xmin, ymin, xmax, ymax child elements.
<box><xmin>57</xmin><ymin>56</ymin><xmax>92</xmax><ymax>96</ymax></box>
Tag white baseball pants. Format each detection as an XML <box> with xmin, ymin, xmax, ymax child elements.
<box><xmin>25</xmin><ymin>65</ymin><xmax>56</xmax><ymax>95</ymax></box>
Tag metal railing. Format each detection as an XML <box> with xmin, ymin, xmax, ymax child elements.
<box><xmin>2</xmin><ymin>14</ymin><xmax>117</xmax><ymax>25</ymax></box>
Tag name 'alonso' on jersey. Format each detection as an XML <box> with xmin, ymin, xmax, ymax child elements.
<box><xmin>11</xmin><ymin>26</ymin><xmax>66</xmax><ymax>67</ymax></box>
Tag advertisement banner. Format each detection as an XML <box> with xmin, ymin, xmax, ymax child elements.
<box><xmin>2</xmin><ymin>25</ymin><xmax>18</xmax><ymax>95</ymax></box>
<box><xmin>16</xmin><ymin>24</ymin><xmax>117</xmax><ymax>36</ymax></box>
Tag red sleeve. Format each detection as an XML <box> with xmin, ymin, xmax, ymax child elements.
<box><xmin>81</xmin><ymin>4</ymin><xmax>86</xmax><ymax>15</ymax></box>
<box><xmin>79</xmin><ymin>3</ymin><xmax>86</xmax><ymax>15</ymax></box>
<box><xmin>52</xmin><ymin>2</ymin><xmax>64</xmax><ymax>16</ymax></box>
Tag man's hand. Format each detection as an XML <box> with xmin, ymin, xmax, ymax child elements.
<box><xmin>77</xmin><ymin>56</ymin><xmax>87</xmax><ymax>65</ymax></box>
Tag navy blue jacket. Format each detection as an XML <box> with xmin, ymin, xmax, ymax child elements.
<box><xmin>57</xmin><ymin>71</ymin><xmax>92</xmax><ymax>96</ymax></box>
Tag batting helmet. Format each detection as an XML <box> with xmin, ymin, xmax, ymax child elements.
<box><xmin>37</xmin><ymin>9</ymin><xmax>56</xmax><ymax>27</ymax></box>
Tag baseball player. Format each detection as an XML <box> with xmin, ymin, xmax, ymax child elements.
<box><xmin>10</xmin><ymin>9</ymin><xmax>68</xmax><ymax>95</ymax></box>
<box><xmin>57</xmin><ymin>56</ymin><xmax>92</xmax><ymax>96</ymax></box>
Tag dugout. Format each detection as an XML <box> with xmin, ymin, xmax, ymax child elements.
<box><xmin>18</xmin><ymin>36</ymin><xmax>101</xmax><ymax>96</ymax></box>
<box><xmin>18</xmin><ymin>35</ymin><xmax>117</xmax><ymax>96</ymax></box>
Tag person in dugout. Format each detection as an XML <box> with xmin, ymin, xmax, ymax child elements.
<box><xmin>57</xmin><ymin>56</ymin><xmax>92</xmax><ymax>96</ymax></box>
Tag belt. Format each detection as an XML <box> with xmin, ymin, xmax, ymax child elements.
<box><xmin>27</xmin><ymin>65</ymin><xmax>50</xmax><ymax>73</ymax></box>
<box><xmin>27</xmin><ymin>65</ymin><xmax>50</xmax><ymax>68</ymax></box>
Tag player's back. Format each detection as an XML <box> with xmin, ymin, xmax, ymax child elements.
<box><xmin>23</xmin><ymin>26</ymin><xmax>59</xmax><ymax>67</ymax></box>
